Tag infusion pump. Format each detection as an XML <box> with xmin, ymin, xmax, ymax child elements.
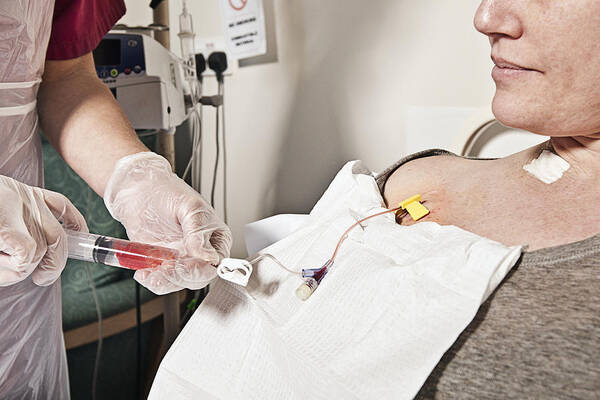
<box><xmin>93</xmin><ymin>32</ymin><xmax>186</xmax><ymax>130</ymax></box>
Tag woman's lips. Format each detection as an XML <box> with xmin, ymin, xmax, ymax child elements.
<box><xmin>492</xmin><ymin>65</ymin><xmax>533</xmax><ymax>80</ymax></box>
<box><xmin>491</xmin><ymin>56</ymin><xmax>539</xmax><ymax>81</ymax></box>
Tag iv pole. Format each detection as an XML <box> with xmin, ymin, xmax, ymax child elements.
<box><xmin>150</xmin><ymin>0</ymin><xmax>181</xmax><ymax>360</ymax></box>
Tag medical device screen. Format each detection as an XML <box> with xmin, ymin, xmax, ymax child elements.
<box><xmin>93</xmin><ymin>39</ymin><xmax>121</xmax><ymax>66</ymax></box>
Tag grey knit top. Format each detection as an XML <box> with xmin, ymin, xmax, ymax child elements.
<box><xmin>376</xmin><ymin>150</ymin><xmax>600</xmax><ymax>399</ymax></box>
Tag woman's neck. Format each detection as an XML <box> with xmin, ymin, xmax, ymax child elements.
<box><xmin>550</xmin><ymin>135</ymin><xmax>600</xmax><ymax>181</ymax></box>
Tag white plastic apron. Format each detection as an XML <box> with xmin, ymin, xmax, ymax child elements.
<box><xmin>0</xmin><ymin>1</ymin><xmax>70</xmax><ymax>398</ymax></box>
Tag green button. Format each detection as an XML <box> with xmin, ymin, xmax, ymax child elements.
<box><xmin>110</xmin><ymin>68</ymin><xmax>119</xmax><ymax>77</ymax></box>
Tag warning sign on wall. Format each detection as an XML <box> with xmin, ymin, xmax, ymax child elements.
<box><xmin>220</xmin><ymin>0</ymin><xmax>267</xmax><ymax>59</ymax></box>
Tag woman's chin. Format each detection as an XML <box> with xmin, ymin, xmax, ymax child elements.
<box><xmin>491</xmin><ymin>95</ymin><xmax>549</xmax><ymax>136</ymax></box>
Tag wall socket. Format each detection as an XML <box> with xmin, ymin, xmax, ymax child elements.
<box><xmin>195</xmin><ymin>37</ymin><xmax>237</xmax><ymax>77</ymax></box>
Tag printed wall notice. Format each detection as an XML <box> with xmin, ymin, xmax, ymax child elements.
<box><xmin>220</xmin><ymin>0</ymin><xmax>267</xmax><ymax>59</ymax></box>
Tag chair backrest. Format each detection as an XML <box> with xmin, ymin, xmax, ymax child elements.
<box><xmin>460</xmin><ymin>119</ymin><xmax>546</xmax><ymax>158</ymax></box>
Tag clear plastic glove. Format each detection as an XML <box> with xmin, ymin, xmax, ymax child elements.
<box><xmin>138</xmin><ymin>257</ymin><xmax>218</xmax><ymax>296</ymax></box>
<box><xmin>0</xmin><ymin>175</ymin><xmax>88</xmax><ymax>286</ymax></box>
<box><xmin>104</xmin><ymin>152</ymin><xmax>232</xmax><ymax>295</ymax></box>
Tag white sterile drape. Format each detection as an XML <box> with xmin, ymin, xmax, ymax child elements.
<box><xmin>150</xmin><ymin>161</ymin><xmax>522</xmax><ymax>400</ymax></box>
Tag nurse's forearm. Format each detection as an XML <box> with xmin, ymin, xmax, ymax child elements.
<box><xmin>38</xmin><ymin>53</ymin><xmax>148</xmax><ymax>196</ymax></box>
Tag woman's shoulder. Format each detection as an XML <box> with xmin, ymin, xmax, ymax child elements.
<box><xmin>381</xmin><ymin>149</ymin><xmax>477</xmax><ymax>208</ymax></box>
<box><xmin>380</xmin><ymin>146</ymin><xmax>600</xmax><ymax>250</ymax></box>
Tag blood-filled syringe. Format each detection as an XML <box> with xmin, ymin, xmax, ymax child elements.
<box><xmin>66</xmin><ymin>229</ymin><xmax>182</xmax><ymax>270</ymax></box>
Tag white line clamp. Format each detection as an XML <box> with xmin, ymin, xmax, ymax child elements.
<box><xmin>216</xmin><ymin>258</ymin><xmax>253</xmax><ymax>286</ymax></box>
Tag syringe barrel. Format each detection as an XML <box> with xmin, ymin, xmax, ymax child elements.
<box><xmin>66</xmin><ymin>230</ymin><xmax>123</xmax><ymax>268</ymax></box>
<box><xmin>66</xmin><ymin>230</ymin><xmax>181</xmax><ymax>270</ymax></box>
<box><xmin>67</xmin><ymin>230</ymin><xmax>102</xmax><ymax>263</ymax></box>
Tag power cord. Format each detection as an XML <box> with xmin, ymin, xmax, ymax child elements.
<box><xmin>192</xmin><ymin>54</ymin><xmax>206</xmax><ymax>193</ymax></box>
<box><xmin>220</xmin><ymin>80</ymin><xmax>228</xmax><ymax>224</ymax></box>
<box><xmin>208</xmin><ymin>52</ymin><xmax>228</xmax><ymax>219</ymax></box>
<box><xmin>183</xmin><ymin>52</ymin><xmax>229</xmax><ymax>323</ymax></box>
<box><xmin>208</xmin><ymin>52</ymin><xmax>228</xmax><ymax>84</ymax></box>
<box><xmin>210</xmin><ymin>105</ymin><xmax>220</xmax><ymax>208</ymax></box>
<box><xmin>182</xmin><ymin>54</ymin><xmax>206</xmax><ymax>194</ymax></box>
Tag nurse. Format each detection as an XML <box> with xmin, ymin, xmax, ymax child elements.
<box><xmin>0</xmin><ymin>0</ymin><xmax>231</xmax><ymax>397</ymax></box>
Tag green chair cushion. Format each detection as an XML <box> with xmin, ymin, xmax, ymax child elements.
<box><xmin>62</xmin><ymin>275</ymin><xmax>156</xmax><ymax>331</ymax></box>
<box><xmin>41</xmin><ymin>134</ymin><xmax>159</xmax><ymax>330</ymax></box>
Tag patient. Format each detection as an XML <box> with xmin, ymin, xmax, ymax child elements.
<box><xmin>380</xmin><ymin>1</ymin><xmax>600</xmax><ymax>398</ymax></box>
<box><xmin>150</xmin><ymin>2</ymin><xmax>599</xmax><ymax>399</ymax></box>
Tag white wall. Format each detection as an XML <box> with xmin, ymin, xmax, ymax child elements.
<box><xmin>119</xmin><ymin>0</ymin><xmax>494</xmax><ymax>257</ymax></box>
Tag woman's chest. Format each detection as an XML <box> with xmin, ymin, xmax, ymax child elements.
<box><xmin>418</xmin><ymin>258</ymin><xmax>600</xmax><ymax>399</ymax></box>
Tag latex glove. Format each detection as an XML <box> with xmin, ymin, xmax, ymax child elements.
<box><xmin>0</xmin><ymin>175</ymin><xmax>88</xmax><ymax>286</ymax></box>
<box><xmin>104</xmin><ymin>152</ymin><xmax>232</xmax><ymax>295</ymax></box>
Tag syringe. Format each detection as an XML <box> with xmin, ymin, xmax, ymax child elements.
<box><xmin>66</xmin><ymin>230</ymin><xmax>258</xmax><ymax>289</ymax></box>
<box><xmin>66</xmin><ymin>229</ymin><xmax>185</xmax><ymax>270</ymax></box>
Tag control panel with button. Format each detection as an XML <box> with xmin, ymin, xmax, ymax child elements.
<box><xmin>93</xmin><ymin>34</ymin><xmax>146</xmax><ymax>80</ymax></box>
<box><xmin>91</xmin><ymin>31</ymin><xmax>186</xmax><ymax>131</ymax></box>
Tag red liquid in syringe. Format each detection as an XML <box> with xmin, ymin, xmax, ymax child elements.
<box><xmin>89</xmin><ymin>236</ymin><xmax>180</xmax><ymax>270</ymax></box>
<box><xmin>111</xmin><ymin>241</ymin><xmax>180</xmax><ymax>270</ymax></box>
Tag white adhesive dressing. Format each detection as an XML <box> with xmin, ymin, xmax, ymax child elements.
<box><xmin>523</xmin><ymin>150</ymin><xmax>570</xmax><ymax>184</ymax></box>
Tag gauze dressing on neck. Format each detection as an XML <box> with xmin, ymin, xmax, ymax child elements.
<box><xmin>523</xmin><ymin>150</ymin><xmax>570</xmax><ymax>184</ymax></box>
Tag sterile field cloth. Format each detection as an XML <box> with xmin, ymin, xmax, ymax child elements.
<box><xmin>149</xmin><ymin>161</ymin><xmax>522</xmax><ymax>400</ymax></box>
<box><xmin>244</xmin><ymin>214</ymin><xmax>309</xmax><ymax>255</ymax></box>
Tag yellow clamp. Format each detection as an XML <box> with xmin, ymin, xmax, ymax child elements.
<box><xmin>398</xmin><ymin>194</ymin><xmax>430</xmax><ymax>221</ymax></box>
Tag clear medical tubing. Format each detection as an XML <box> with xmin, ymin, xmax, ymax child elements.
<box><xmin>66</xmin><ymin>229</ymin><xmax>181</xmax><ymax>270</ymax></box>
<box><xmin>178</xmin><ymin>0</ymin><xmax>198</xmax><ymax>97</ymax></box>
<box><xmin>179</xmin><ymin>1</ymin><xmax>195</xmax><ymax>61</ymax></box>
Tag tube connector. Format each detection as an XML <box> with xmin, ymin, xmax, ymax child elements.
<box><xmin>301</xmin><ymin>265</ymin><xmax>328</xmax><ymax>283</ymax></box>
<box><xmin>295</xmin><ymin>278</ymin><xmax>318</xmax><ymax>301</ymax></box>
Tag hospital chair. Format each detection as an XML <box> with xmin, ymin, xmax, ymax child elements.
<box><xmin>457</xmin><ymin>117</ymin><xmax>546</xmax><ymax>158</ymax></box>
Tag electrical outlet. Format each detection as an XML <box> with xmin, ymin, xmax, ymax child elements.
<box><xmin>194</xmin><ymin>37</ymin><xmax>237</xmax><ymax>77</ymax></box>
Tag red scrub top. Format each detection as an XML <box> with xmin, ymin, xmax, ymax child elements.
<box><xmin>46</xmin><ymin>0</ymin><xmax>126</xmax><ymax>60</ymax></box>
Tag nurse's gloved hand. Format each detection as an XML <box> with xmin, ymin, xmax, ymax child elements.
<box><xmin>0</xmin><ymin>176</ymin><xmax>88</xmax><ymax>286</ymax></box>
<box><xmin>104</xmin><ymin>152</ymin><xmax>232</xmax><ymax>295</ymax></box>
<box><xmin>134</xmin><ymin>257</ymin><xmax>218</xmax><ymax>296</ymax></box>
